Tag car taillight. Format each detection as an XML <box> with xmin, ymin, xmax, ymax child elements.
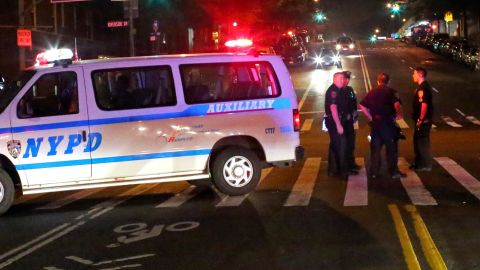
<box><xmin>293</xmin><ymin>109</ymin><xmax>301</xmax><ymax>132</ymax></box>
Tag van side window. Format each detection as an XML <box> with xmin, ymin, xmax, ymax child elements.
<box><xmin>92</xmin><ymin>66</ymin><xmax>176</xmax><ymax>110</ymax></box>
<box><xmin>180</xmin><ymin>62</ymin><xmax>281</xmax><ymax>104</ymax></box>
<box><xmin>17</xmin><ymin>71</ymin><xmax>79</xmax><ymax>119</ymax></box>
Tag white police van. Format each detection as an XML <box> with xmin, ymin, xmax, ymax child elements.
<box><xmin>0</xmin><ymin>49</ymin><xmax>303</xmax><ymax>215</ymax></box>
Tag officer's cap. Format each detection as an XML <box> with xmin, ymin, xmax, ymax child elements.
<box><xmin>342</xmin><ymin>71</ymin><xmax>351</xmax><ymax>79</ymax></box>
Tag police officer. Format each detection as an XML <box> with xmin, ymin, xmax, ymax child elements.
<box><xmin>342</xmin><ymin>71</ymin><xmax>361</xmax><ymax>173</ymax></box>
<box><xmin>411</xmin><ymin>67</ymin><xmax>433</xmax><ymax>171</ymax></box>
<box><xmin>325</xmin><ymin>72</ymin><xmax>348</xmax><ymax>177</ymax></box>
<box><xmin>359</xmin><ymin>73</ymin><xmax>406</xmax><ymax>179</ymax></box>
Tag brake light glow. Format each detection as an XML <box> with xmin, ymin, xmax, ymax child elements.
<box><xmin>225</xmin><ymin>39</ymin><xmax>253</xmax><ymax>48</ymax></box>
<box><xmin>293</xmin><ymin>109</ymin><xmax>301</xmax><ymax>132</ymax></box>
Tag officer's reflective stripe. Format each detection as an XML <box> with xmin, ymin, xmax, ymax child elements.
<box><xmin>216</xmin><ymin>167</ymin><xmax>273</xmax><ymax>207</ymax></box>
<box><xmin>15</xmin><ymin>149</ymin><xmax>211</xmax><ymax>170</ymax></box>
<box><xmin>344</xmin><ymin>158</ymin><xmax>368</xmax><ymax>206</ymax></box>
<box><xmin>155</xmin><ymin>185</ymin><xmax>197</xmax><ymax>208</ymax></box>
<box><xmin>36</xmin><ymin>188</ymin><xmax>106</xmax><ymax>210</ymax></box>
<box><xmin>435</xmin><ymin>157</ymin><xmax>480</xmax><ymax>200</ymax></box>
<box><xmin>300</xmin><ymin>119</ymin><xmax>314</xmax><ymax>131</ymax></box>
<box><xmin>398</xmin><ymin>158</ymin><xmax>437</xmax><ymax>206</ymax></box>
<box><xmin>1</xmin><ymin>98</ymin><xmax>292</xmax><ymax>135</ymax></box>
<box><xmin>284</xmin><ymin>158</ymin><xmax>321</xmax><ymax>207</ymax></box>
<box><xmin>441</xmin><ymin>116</ymin><xmax>462</xmax><ymax>127</ymax></box>
<box><xmin>396</xmin><ymin>119</ymin><xmax>409</xmax><ymax>129</ymax></box>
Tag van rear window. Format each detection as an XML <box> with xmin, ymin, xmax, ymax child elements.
<box><xmin>180</xmin><ymin>62</ymin><xmax>281</xmax><ymax>104</ymax></box>
<box><xmin>92</xmin><ymin>66</ymin><xmax>176</xmax><ymax>111</ymax></box>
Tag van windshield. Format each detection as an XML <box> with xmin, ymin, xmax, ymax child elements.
<box><xmin>0</xmin><ymin>70</ymin><xmax>36</xmax><ymax>114</ymax></box>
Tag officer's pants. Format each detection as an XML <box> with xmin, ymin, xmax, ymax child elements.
<box><xmin>413</xmin><ymin>122</ymin><xmax>432</xmax><ymax>168</ymax></box>
<box><xmin>344</xmin><ymin>120</ymin><xmax>356</xmax><ymax>169</ymax></box>
<box><xmin>326</xmin><ymin>119</ymin><xmax>347</xmax><ymax>175</ymax></box>
<box><xmin>370</xmin><ymin>121</ymin><xmax>399</xmax><ymax>175</ymax></box>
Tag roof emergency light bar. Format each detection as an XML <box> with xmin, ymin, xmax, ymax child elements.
<box><xmin>35</xmin><ymin>48</ymin><xmax>74</xmax><ymax>67</ymax></box>
<box><xmin>225</xmin><ymin>38</ymin><xmax>253</xmax><ymax>48</ymax></box>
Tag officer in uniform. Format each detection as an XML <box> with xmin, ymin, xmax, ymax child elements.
<box><xmin>359</xmin><ymin>73</ymin><xmax>406</xmax><ymax>179</ymax></box>
<box><xmin>342</xmin><ymin>71</ymin><xmax>361</xmax><ymax>173</ymax></box>
<box><xmin>411</xmin><ymin>67</ymin><xmax>434</xmax><ymax>171</ymax></box>
<box><xmin>325</xmin><ymin>72</ymin><xmax>348</xmax><ymax>177</ymax></box>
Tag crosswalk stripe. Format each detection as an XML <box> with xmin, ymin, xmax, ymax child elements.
<box><xmin>435</xmin><ymin>157</ymin><xmax>480</xmax><ymax>200</ymax></box>
<box><xmin>441</xmin><ymin>116</ymin><xmax>462</xmax><ymax>127</ymax></box>
<box><xmin>396</xmin><ymin>119</ymin><xmax>409</xmax><ymax>129</ymax></box>
<box><xmin>398</xmin><ymin>158</ymin><xmax>437</xmax><ymax>205</ymax></box>
<box><xmin>344</xmin><ymin>158</ymin><xmax>368</xmax><ymax>206</ymax></box>
<box><xmin>284</xmin><ymin>157</ymin><xmax>321</xmax><ymax>207</ymax></box>
<box><xmin>216</xmin><ymin>167</ymin><xmax>273</xmax><ymax>207</ymax></box>
<box><xmin>155</xmin><ymin>185</ymin><xmax>197</xmax><ymax>208</ymax></box>
<box><xmin>36</xmin><ymin>188</ymin><xmax>105</xmax><ymax>210</ymax></box>
<box><xmin>301</xmin><ymin>119</ymin><xmax>314</xmax><ymax>131</ymax></box>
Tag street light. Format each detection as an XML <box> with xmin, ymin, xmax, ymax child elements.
<box><xmin>390</xmin><ymin>14</ymin><xmax>395</xmax><ymax>19</ymax></box>
<box><xmin>386</xmin><ymin>3</ymin><xmax>392</xmax><ymax>8</ymax></box>
<box><xmin>375</xmin><ymin>28</ymin><xmax>380</xmax><ymax>33</ymax></box>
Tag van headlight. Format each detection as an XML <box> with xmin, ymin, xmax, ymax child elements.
<box><xmin>315</xmin><ymin>56</ymin><xmax>323</xmax><ymax>64</ymax></box>
<box><xmin>349</xmin><ymin>43</ymin><xmax>355</xmax><ymax>49</ymax></box>
<box><xmin>336</xmin><ymin>44</ymin><xmax>341</xmax><ymax>50</ymax></box>
<box><xmin>332</xmin><ymin>55</ymin><xmax>340</xmax><ymax>62</ymax></box>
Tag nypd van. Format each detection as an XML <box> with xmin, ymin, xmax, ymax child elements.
<box><xmin>0</xmin><ymin>49</ymin><xmax>303</xmax><ymax>215</ymax></box>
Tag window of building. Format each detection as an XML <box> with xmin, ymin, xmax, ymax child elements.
<box><xmin>92</xmin><ymin>66</ymin><xmax>176</xmax><ymax>111</ymax></box>
<box><xmin>180</xmin><ymin>62</ymin><xmax>281</xmax><ymax>104</ymax></box>
<box><xmin>17</xmin><ymin>71</ymin><xmax>78</xmax><ymax>119</ymax></box>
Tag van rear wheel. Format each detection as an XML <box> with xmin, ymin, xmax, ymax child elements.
<box><xmin>211</xmin><ymin>147</ymin><xmax>260</xmax><ymax>196</ymax></box>
<box><xmin>0</xmin><ymin>169</ymin><xmax>15</xmax><ymax>216</ymax></box>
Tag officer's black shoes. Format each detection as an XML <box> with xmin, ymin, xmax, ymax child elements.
<box><xmin>391</xmin><ymin>171</ymin><xmax>407</xmax><ymax>179</ymax></box>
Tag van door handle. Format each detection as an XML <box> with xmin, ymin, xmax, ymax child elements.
<box><xmin>82</xmin><ymin>130</ymin><xmax>87</xmax><ymax>142</ymax></box>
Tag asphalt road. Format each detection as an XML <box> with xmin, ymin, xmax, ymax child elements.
<box><xmin>1</xmin><ymin>40</ymin><xmax>480</xmax><ymax>270</ymax></box>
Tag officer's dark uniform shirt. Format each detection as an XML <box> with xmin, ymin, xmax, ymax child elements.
<box><xmin>360</xmin><ymin>85</ymin><xmax>400</xmax><ymax>122</ymax></box>
<box><xmin>413</xmin><ymin>81</ymin><xmax>434</xmax><ymax>121</ymax></box>
<box><xmin>344</xmin><ymin>86</ymin><xmax>357</xmax><ymax>121</ymax></box>
<box><xmin>325</xmin><ymin>84</ymin><xmax>347</xmax><ymax>118</ymax></box>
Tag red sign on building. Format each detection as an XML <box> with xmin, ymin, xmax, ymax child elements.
<box><xmin>17</xmin><ymin>29</ymin><xmax>32</xmax><ymax>48</ymax></box>
<box><xmin>107</xmin><ymin>21</ymin><xmax>129</xmax><ymax>28</ymax></box>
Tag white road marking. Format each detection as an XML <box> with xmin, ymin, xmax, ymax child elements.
<box><xmin>398</xmin><ymin>158</ymin><xmax>437</xmax><ymax>206</ymax></box>
<box><xmin>396</xmin><ymin>119</ymin><xmax>409</xmax><ymax>129</ymax></box>
<box><xmin>401</xmin><ymin>59</ymin><xmax>406</xmax><ymax>63</ymax></box>
<box><xmin>155</xmin><ymin>185</ymin><xmax>196</xmax><ymax>208</ymax></box>
<box><xmin>93</xmin><ymin>254</ymin><xmax>156</xmax><ymax>266</ymax></box>
<box><xmin>466</xmin><ymin>116</ymin><xmax>480</xmax><ymax>125</ymax></box>
<box><xmin>344</xmin><ymin>158</ymin><xmax>368</xmax><ymax>206</ymax></box>
<box><xmin>36</xmin><ymin>188</ymin><xmax>105</xmax><ymax>210</ymax></box>
<box><xmin>216</xmin><ymin>168</ymin><xmax>273</xmax><ymax>207</ymax></box>
<box><xmin>284</xmin><ymin>158</ymin><xmax>321</xmax><ymax>207</ymax></box>
<box><xmin>409</xmin><ymin>66</ymin><xmax>414</xmax><ymax>70</ymax></box>
<box><xmin>301</xmin><ymin>119</ymin><xmax>314</xmax><ymax>132</ymax></box>
<box><xmin>432</xmin><ymin>124</ymin><xmax>437</xmax><ymax>128</ymax></box>
<box><xmin>298</xmin><ymin>87</ymin><xmax>312</xmax><ymax>111</ymax></box>
<box><xmin>456</xmin><ymin>108</ymin><xmax>466</xmax><ymax>117</ymax></box>
<box><xmin>435</xmin><ymin>157</ymin><xmax>480</xmax><ymax>200</ymax></box>
<box><xmin>432</xmin><ymin>87</ymin><xmax>439</xmax><ymax>93</ymax></box>
<box><xmin>441</xmin><ymin>116</ymin><xmax>463</xmax><ymax>127</ymax></box>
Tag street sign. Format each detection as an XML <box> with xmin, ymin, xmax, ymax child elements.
<box><xmin>445</xmin><ymin>11</ymin><xmax>453</xmax><ymax>22</ymax></box>
<box><xmin>17</xmin><ymin>29</ymin><xmax>32</xmax><ymax>48</ymax></box>
<box><xmin>108</xmin><ymin>20</ymin><xmax>129</xmax><ymax>28</ymax></box>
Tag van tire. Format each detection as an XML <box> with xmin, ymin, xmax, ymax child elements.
<box><xmin>211</xmin><ymin>147</ymin><xmax>260</xmax><ymax>196</ymax></box>
<box><xmin>0</xmin><ymin>169</ymin><xmax>15</xmax><ymax>216</ymax></box>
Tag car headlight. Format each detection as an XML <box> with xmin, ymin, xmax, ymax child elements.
<box><xmin>349</xmin><ymin>44</ymin><xmax>355</xmax><ymax>49</ymax></box>
<box><xmin>315</xmin><ymin>56</ymin><xmax>323</xmax><ymax>64</ymax></box>
<box><xmin>336</xmin><ymin>44</ymin><xmax>341</xmax><ymax>50</ymax></box>
<box><xmin>332</xmin><ymin>55</ymin><xmax>340</xmax><ymax>62</ymax></box>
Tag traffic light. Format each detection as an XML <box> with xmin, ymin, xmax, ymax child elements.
<box><xmin>314</xmin><ymin>12</ymin><xmax>326</xmax><ymax>23</ymax></box>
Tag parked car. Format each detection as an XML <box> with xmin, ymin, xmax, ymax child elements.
<box><xmin>275</xmin><ymin>35</ymin><xmax>305</xmax><ymax>65</ymax></box>
<box><xmin>425</xmin><ymin>33</ymin><xmax>449</xmax><ymax>50</ymax></box>
<box><xmin>460</xmin><ymin>45</ymin><xmax>479</xmax><ymax>71</ymax></box>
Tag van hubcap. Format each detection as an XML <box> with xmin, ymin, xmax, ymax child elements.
<box><xmin>0</xmin><ymin>182</ymin><xmax>4</xmax><ymax>203</ymax></box>
<box><xmin>223</xmin><ymin>156</ymin><xmax>253</xmax><ymax>188</ymax></box>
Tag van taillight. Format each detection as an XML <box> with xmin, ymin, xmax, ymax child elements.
<box><xmin>293</xmin><ymin>109</ymin><xmax>301</xmax><ymax>132</ymax></box>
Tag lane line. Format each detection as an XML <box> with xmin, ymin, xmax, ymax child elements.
<box><xmin>216</xmin><ymin>167</ymin><xmax>273</xmax><ymax>207</ymax></box>
<box><xmin>396</xmin><ymin>119</ymin><xmax>410</xmax><ymax>129</ymax></box>
<box><xmin>301</xmin><ymin>119</ymin><xmax>314</xmax><ymax>132</ymax></box>
<box><xmin>388</xmin><ymin>204</ymin><xmax>421</xmax><ymax>270</ymax></box>
<box><xmin>455</xmin><ymin>108</ymin><xmax>466</xmax><ymax>117</ymax></box>
<box><xmin>298</xmin><ymin>87</ymin><xmax>312</xmax><ymax>111</ymax></box>
<box><xmin>405</xmin><ymin>205</ymin><xmax>448</xmax><ymax>270</ymax></box>
<box><xmin>435</xmin><ymin>157</ymin><xmax>480</xmax><ymax>200</ymax></box>
<box><xmin>466</xmin><ymin>116</ymin><xmax>480</xmax><ymax>125</ymax></box>
<box><xmin>36</xmin><ymin>188</ymin><xmax>106</xmax><ymax>210</ymax></box>
<box><xmin>441</xmin><ymin>116</ymin><xmax>463</xmax><ymax>127</ymax></box>
<box><xmin>398</xmin><ymin>158</ymin><xmax>437</xmax><ymax>205</ymax></box>
<box><xmin>344</xmin><ymin>158</ymin><xmax>368</xmax><ymax>206</ymax></box>
<box><xmin>358</xmin><ymin>44</ymin><xmax>370</xmax><ymax>93</ymax></box>
<box><xmin>432</xmin><ymin>87</ymin><xmax>439</xmax><ymax>93</ymax></box>
<box><xmin>284</xmin><ymin>158</ymin><xmax>321</xmax><ymax>207</ymax></box>
<box><xmin>155</xmin><ymin>185</ymin><xmax>196</xmax><ymax>208</ymax></box>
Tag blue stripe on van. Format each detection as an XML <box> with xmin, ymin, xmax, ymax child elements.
<box><xmin>3</xmin><ymin>98</ymin><xmax>291</xmax><ymax>135</ymax></box>
<box><xmin>15</xmin><ymin>149</ymin><xmax>211</xmax><ymax>170</ymax></box>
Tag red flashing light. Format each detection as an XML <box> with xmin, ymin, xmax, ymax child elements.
<box><xmin>233</xmin><ymin>21</ymin><xmax>238</xmax><ymax>27</ymax></box>
<box><xmin>293</xmin><ymin>109</ymin><xmax>301</xmax><ymax>132</ymax></box>
<box><xmin>287</xmin><ymin>31</ymin><xmax>294</xmax><ymax>36</ymax></box>
<box><xmin>431</xmin><ymin>24</ymin><xmax>438</xmax><ymax>30</ymax></box>
<box><xmin>225</xmin><ymin>38</ymin><xmax>253</xmax><ymax>48</ymax></box>
<box><xmin>35</xmin><ymin>52</ymin><xmax>48</xmax><ymax>66</ymax></box>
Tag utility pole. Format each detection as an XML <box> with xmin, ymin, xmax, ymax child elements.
<box><xmin>18</xmin><ymin>0</ymin><xmax>26</xmax><ymax>71</ymax></box>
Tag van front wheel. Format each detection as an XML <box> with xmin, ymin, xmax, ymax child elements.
<box><xmin>211</xmin><ymin>147</ymin><xmax>260</xmax><ymax>196</ymax></box>
<box><xmin>0</xmin><ymin>169</ymin><xmax>15</xmax><ymax>216</ymax></box>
